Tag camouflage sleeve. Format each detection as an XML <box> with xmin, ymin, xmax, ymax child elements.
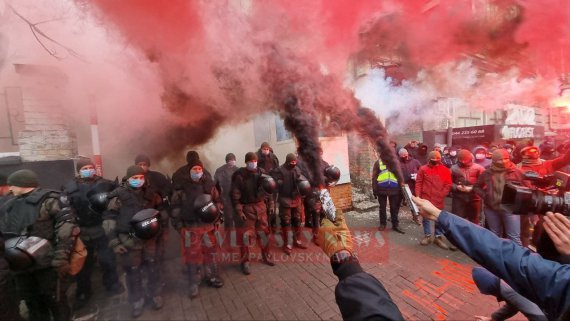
<box><xmin>170</xmin><ymin>190</ymin><xmax>184</xmax><ymax>230</ymax></box>
<box><xmin>230</xmin><ymin>172</ymin><xmax>244</xmax><ymax>216</ymax></box>
<box><xmin>44</xmin><ymin>197</ymin><xmax>77</xmax><ymax>267</ymax></box>
<box><xmin>210</xmin><ymin>185</ymin><xmax>223</xmax><ymax>211</ymax></box>
<box><xmin>170</xmin><ymin>189</ymin><xmax>183</xmax><ymax>208</ymax></box>
<box><xmin>104</xmin><ymin>197</ymin><xmax>120</xmax><ymax>248</ymax></box>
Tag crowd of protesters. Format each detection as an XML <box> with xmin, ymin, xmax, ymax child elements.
<box><xmin>371</xmin><ymin>137</ymin><xmax>570</xmax><ymax>321</ymax></box>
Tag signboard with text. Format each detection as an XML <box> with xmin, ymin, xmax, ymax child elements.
<box><xmin>451</xmin><ymin>125</ymin><xmax>544</xmax><ymax>147</ymax></box>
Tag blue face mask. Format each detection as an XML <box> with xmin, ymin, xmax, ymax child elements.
<box><xmin>128</xmin><ymin>178</ymin><xmax>145</xmax><ymax>188</ymax></box>
<box><xmin>191</xmin><ymin>172</ymin><xmax>203</xmax><ymax>181</ymax></box>
<box><xmin>79</xmin><ymin>169</ymin><xmax>96</xmax><ymax>178</ymax></box>
<box><xmin>246</xmin><ymin>162</ymin><xmax>257</xmax><ymax>170</ymax></box>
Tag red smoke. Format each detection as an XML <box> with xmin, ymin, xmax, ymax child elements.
<box><xmin>515</xmin><ymin>0</ymin><xmax>570</xmax><ymax>77</ymax></box>
<box><xmin>75</xmin><ymin>0</ymin><xmax>570</xmax><ymax>174</ymax></box>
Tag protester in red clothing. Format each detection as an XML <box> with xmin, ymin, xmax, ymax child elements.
<box><xmin>451</xmin><ymin>150</ymin><xmax>485</xmax><ymax>225</ymax></box>
<box><xmin>415</xmin><ymin>151</ymin><xmax>455</xmax><ymax>250</ymax></box>
<box><xmin>518</xmin><ymin>145</ymin><xmax>570</xmax><ymax>247</ymax></box>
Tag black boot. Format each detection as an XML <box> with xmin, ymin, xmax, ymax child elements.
<box><xmin>125</xmin><ymin>265</ymin><xmax>144</xmax><ymax>316</ymax></box>
<box><xmin>131</xmin><ymin>298</ymin><xmax>144</xmax><ymax>318</ymax></box>
<box><xmin>186</xmin><ymin>264</ymin><xmax>200</xmax><ymax>299</ymax></box>
<box><xmin>294</xmin><ymin>228</ymin><xmax>307</xmax><ymax>249</ymax></box>
<box><xmin>240</xmin><ymin>261</ymin><xmax>251</xmax><ymax>275</ymax></box>
<box><xmin>283</xmin><ymin>227</ymin><xmax>293</xmax><ymax>254</ymax></box>
<box><xmin>262</xmin><ymin>250</ymin><xmax>275</xmax><ymax>266</ymax></box>
<box><xmin>205</xmin><ymin>263</ymin><xmax>224</xmax><ymax>288</ymax></box>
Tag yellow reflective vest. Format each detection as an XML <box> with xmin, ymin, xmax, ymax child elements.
<box><xmin>376</xmin><ymin>160</ymin><xmax>398</xmax><ymax>188</ymax></box>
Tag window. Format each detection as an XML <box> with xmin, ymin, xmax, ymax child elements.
<box><xmin>275</xmin><ymin>116</ymin><xmax>293</xmax><ymax>141</ymax></box>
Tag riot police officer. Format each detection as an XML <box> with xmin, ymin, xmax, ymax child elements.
<box><xmin>103</xmin><ymin>165</ymin><xmax>163</xmax><ymax>318</ymax></box>
<box><xmin>231</xmin><ymin>152</ymin><xmax>276</xmax><ymax>275</ymax></box>
<box><xmin>271</xmin><ymin>153</ymin><xmax>309</xmax><ymax>255</ymax></box>
<box><xmin>171</xmin><ymin>158</ymin><xmax>224</xmax><ymax>299</ymax></box>
<box><xmin>214</xmin><ymin>153</ymin><xmax>238</xmax><ymax>228</ymax></box>
<box><xmin>256</xmin><ymin>143</ymin><xmax>280</xmax><ymax>232</ymax></box>
<box><xmin>62</xmin><ymin>158</ymin><xmax>123</xmax><ymax>309</ymax></box>
<box><xmin>297</xmin><ymin>148</ymin><xmax>335</xmax><ymax>244</ymax></box>
<box><xmin>134</xmin><ymin>154</ymin><xmax>172</xmax><ymax>264</ymax></box>
<box><xmin>0</xmin><ymin>169</ymin><xmax>77</xmax><ymax>321</ymax></box>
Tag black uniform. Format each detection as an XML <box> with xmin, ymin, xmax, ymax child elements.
<box><xmin>0</xmin><ymin>189</ymin><xmax>77</xmax><ymax>321</ymax></box>
<box><xmin>144</xmin><ymin>170</ymin><xmax>172</xmax><ymax>262</ymax></box>
<box><xmin>256</xmin><ymin>149</ymin><xmax>280</xmax><ymax>229</ymax></box>
<box><xmin>171</xmin><ymin>172</ymin><xmax>223</xmax><ymax>294</ymax></box>
<box><xmin>104</xmin><ymin>184</ymin><xmax>162</xmax><ymax>308</ymax></box>
<box><xmin>62</xmin><ymin>176</ymin><xmax>121</xmax><ymax>301</ymax></box>
<box><xmin>298</xmin><ymin>158</ymin><xmax>329</xmax><ymax>234</ymax></box>
<box><xmin>271</xmin><ymin>164</ymin><xmax>306</xmax><ymax>250</ymax></box>
<box><xmin>214</xmin><ymin>163</ymin><xmax>238</xmax><ymax>228</ymax></box>
<box><xmin>231</xmin><ymin>167</ymin><xmax>274</xmax><ymax>265</ymax></box>
<box><xmin>0</xmin><ymin>230</ymin><xmax>24</xmax><ymax>321</ymax></box>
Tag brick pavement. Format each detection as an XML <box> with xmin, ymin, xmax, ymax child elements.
<box><xmin>73</xmin><ymin>202</ymin><xmax>515</xmax><ymax>321</ymax></box>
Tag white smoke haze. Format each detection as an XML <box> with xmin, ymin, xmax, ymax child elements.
<box><xmin>353</xmin><ymin>57</ymin><xmax>560</xmax><ymax>135</ymax></box>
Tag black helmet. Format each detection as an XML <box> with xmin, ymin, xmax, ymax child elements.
<box><xmin>193</xmin><ymin>194</ymin><xmax>220</xmax><ymax>224</ymax></box>
<box><xmin>86</xmin><ymin>180</ymin><xmax>116</xmax><ymax>213</ymax></box>
<box><xmin>260</xmin><ymin>174</ymin><xmax>277</xmax><ymax>194</ymax></box>
<box><xmin>297</xmin><ymin>179</ymin><xmax>312</xmax><ymax>197</ymax></box>
<box><xmin>130</xmin><ymin>209</ymin><xmax>161</xmax><ymax>240</ymax></box>
<box><xmin>4</xmin><ymin>235</ymin><xmax>52</xmax><ymax>271</ymax></box>
<box><xmin>324</xmin><ymin>165</ymin><xmax>341</xmax><ymax>186</ymax></box>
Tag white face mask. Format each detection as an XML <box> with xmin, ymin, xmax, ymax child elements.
<box><xmin>475</xmin><ymin>153</ymin><xmax>486</xmax><ymax>160</ymax></box>
<box><xmin>228</xmin><ymin>160</ymin><xmax>236</xmax><ymax>167</ymax></box>
<box><xmin>450</xmin><ymin>151</ymin><xmax>457</xmax><ymax>157</ymax></box>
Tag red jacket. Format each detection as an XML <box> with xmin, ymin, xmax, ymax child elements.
<box><xmin>415</xmin><ymin>163</ymin><xmax>452</xmax><ymax>209</ymax></box>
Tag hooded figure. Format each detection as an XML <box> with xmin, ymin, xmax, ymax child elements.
<box><xmin>442</xmin><ymin>147</ymin><xmax>458</xmax><ymax>168</ymax></box>
<box><xmin>450</xmin><ymin>150</ymin><xmax>485</xmax><ymax>224</ymax></box>
<box><xmin>472</xmin><ymin>146</ymin><xmax>492</xmax><ymax>169</ymax></box>
<box><xmin>214</xmin><ymin>153</ymin><xmax>238</xmax><ymax>228</ymax></box>
<box><xmin>539</xmin><ymin>139</ymin><xmax>557</xmax><ymax>160</ymax></box>
<box><xmin>270</xmin><ymin>153</ymin><xmax>308</xmax><ymax>255</ymax></box>
<box><xmin>417</xmin><ymin>144</ymin><xmax>429</xmax><ymax>165</ymax></box>
<box><xmin>373</xmin><ymin>152</ymin><xmax>405</xmax><ymax>234</ymax></box>
<box><xmin>474</xmin><ymin>149</ymin><xmax>524</xmax><ymax>246</ymax></box>
<box><xmin>415</xmin><ymin>152</ymin><xmax>454</xmax><ymax>250</ymax></box>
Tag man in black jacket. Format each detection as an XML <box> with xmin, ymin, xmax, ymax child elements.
<box><xmin>1</xmin><ymin>170</ymin><xmax>78</xmax><ymax>321</ymax></box>
<box><xmin>62</xmin><ymin>158</ymin><xmax>123</xmax><ymax>309</ymax></box>
<box><xmin>271</xmin><ymin>154</ymin><xmax>307</xmax><ymax>254</ymax></box>
<box><xmin>134</xmin><ymin>154</ymin><xmax>173</xmax><ymax>264</ymax></box>
<box><xmin>231</xmin><ymin>152</ymin><xmax>276</xmax><ymax>275</ymax></box>
<box><xmin>0</xmin><ymin>230</ymin><xmax>24</xmax><ymax>321</ymax></box>
<box><xmin>214</xmin><ymin>153</ymin><xmax>238</xmax><ymax>228</ymax></box>
<box><xmin>256</xmin><ymin>142</ymin><xmax>280</xmax><ymax>231</ymax></box>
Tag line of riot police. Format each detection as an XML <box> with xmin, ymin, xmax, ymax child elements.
<box><xmin>0</xmin><ymin>142</ymin><xmax>340</xmax><ymax>320</ymax></box>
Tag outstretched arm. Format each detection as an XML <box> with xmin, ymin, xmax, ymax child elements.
<box><xmin>413</xmin><ymin>196</ymin><xmax>570</xmax><ymax>320</ymax></box>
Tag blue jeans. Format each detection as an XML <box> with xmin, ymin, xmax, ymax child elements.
<box><xmin>484</xmin><ymin>208</ymin><xmax>521</xmax><ymax>246</ymax></box>
<box><xmin>422</xmin><ymin>217</ymin><xmax>443</xmax><ymax>237</ymax></box>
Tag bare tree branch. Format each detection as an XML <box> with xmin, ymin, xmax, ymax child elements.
<box><xmin>9</xmin><ymin>4</ymin><xmax>86</xmax><ymax>62</ymax></box>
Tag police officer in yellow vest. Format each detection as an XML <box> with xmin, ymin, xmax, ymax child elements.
<box><xmin>372</xmin><ymin>157</ymin><xmax>405</xmax><ymax>234</ymax></box>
